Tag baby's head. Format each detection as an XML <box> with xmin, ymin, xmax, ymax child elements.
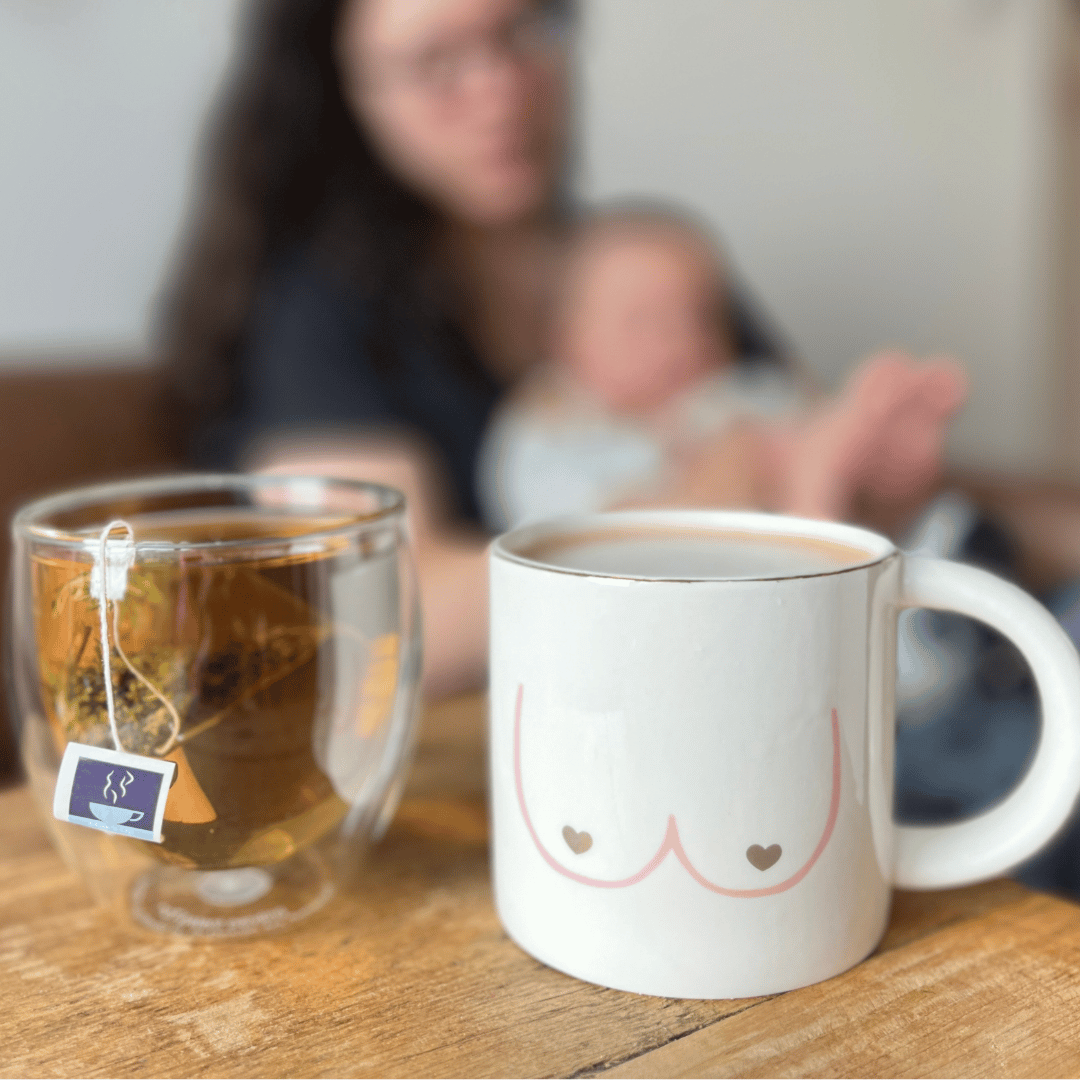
<box><xmin>555</xmin><ymin>204</ymin><xmax>732</xmax><ymax>414</ymax></box>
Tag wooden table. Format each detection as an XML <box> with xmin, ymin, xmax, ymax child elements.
<box><xmin>4</xmin><ymin>695</ymin><xmax>1080</xmax><ymax>1079</ymax></box>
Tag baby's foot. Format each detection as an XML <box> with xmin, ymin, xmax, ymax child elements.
<box><xmin>780</xmin><ymin>351</ymin><xmax>968</xmax><ymax>520</ymax></box>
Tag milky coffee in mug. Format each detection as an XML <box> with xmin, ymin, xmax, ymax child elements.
<box><xmin>519</xmin><ymin>524</ymin><xmax>869</xmax><ymax>579</ymax></box>
<box><xmin>489</xmin><ymin>510</ymin><xmax>1080</xmax><ymax>999</ymax></box>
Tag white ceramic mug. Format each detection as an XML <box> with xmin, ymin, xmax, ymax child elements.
<box><xmin>488</xmin><ymin>510</ymin><xmax>1080</xmax><ymax>998</ymax></box>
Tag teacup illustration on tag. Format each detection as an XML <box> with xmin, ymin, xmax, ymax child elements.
<box><xmin>89</xmin><ymin>802</ymin><xmax>145</xmax><ymax>826</ymax></box>
<box><xmin>54</xmin><ymin>743</ymin><xmax>175</xmax><ymax>843</ymax></box>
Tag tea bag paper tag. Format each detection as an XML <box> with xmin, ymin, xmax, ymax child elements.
<box><xmin>86</xmin><ymin>535</ymin><xmax>136</xmax><ymax>602</ymax></box>
<box><xmin>53</xmin><ymin>742</ymin><xmax>176</xmax><ymax>843</ymax></box>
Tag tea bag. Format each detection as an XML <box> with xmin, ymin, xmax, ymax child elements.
<box><xmin>39</xmin><ymin>513</ymin><xmax>373</xmax><ymax>871</ymax></box>
<box><xmin>39</xmin><ymin>535</ymin><xmax>330</xmax><ymax>756</ymax></box>
<box><xmin>171</xmin><ymin>562</ymin><xmax>332</xmax><ymax>749</ymax></box>
<box><xmin>162</xmin><ymin>745</ymin><xmax>216</xmax><ymax>824</ymax></box>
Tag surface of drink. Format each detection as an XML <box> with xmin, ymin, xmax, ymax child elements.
<box><xmin>32</xmin><ymin>508</ymin><xmax>399</xmax><ymax>869</ymax></box>
<box><xmin>519</xmin><ymin>526</ymin><xmax>876</xmax><ymax>580</ymax></box>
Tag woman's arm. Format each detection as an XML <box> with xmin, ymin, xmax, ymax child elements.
<box><xmin>216</xmin><ymin>254</ymin><xmax>497</xmax><ymax>699</ymax></box>
<box><xmin>252</xmin><ymin>422</ymin><xmax>781</xmax><ymax>701</ymax></box>
<box><xmin>247</xmin><ymin>433</ymin><xmax>490</xmax><ymax>701</ymax></box>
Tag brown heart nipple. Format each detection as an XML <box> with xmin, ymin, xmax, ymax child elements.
<box><xmin>746</xmin><ymin>843</ymin><xmax>782</xmax><ymax>871</ymax></box>
<box><xmin>562</xmin><ymin>825</ymin><xmax>593</xmax><ymax>854</ymax></box>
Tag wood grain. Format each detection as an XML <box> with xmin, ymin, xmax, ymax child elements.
<box><xmin>1</xmin><ymin>694</ymin><xmax>1078</xmax><ymax>1079</ymax></box>
<box><xmin>598</xmin><ymin>889</ymin><xmax>1080</xmax><ymax>1079</ymax></box>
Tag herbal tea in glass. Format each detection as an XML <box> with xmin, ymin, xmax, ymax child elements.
<box><xmin>13</xmin><ymin>477</ymin><xmax>421</xmax><ymax>936</ymax></box>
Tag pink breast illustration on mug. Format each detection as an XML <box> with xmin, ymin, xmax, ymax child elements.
<box><xmin>513</xmin><ymin>684</ymin><xmax>842</xmax><ymax>897</ymax></box>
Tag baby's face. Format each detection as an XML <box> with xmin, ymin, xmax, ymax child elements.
<box><xmin>560</xmin><ymin>233</ymin><xmax>729</xmax><ymax>414</ymax></box>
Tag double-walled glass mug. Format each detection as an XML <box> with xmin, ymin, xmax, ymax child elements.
<box><xmin>12</xmin><ymin>474</ymin><xmax>422</xmax><ymax>936</ymax></box>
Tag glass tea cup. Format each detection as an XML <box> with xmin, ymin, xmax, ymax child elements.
<box><xmin>11</xmin><ymin>474</ymin><xmax>422</xmax><ymax>936</ymax></box>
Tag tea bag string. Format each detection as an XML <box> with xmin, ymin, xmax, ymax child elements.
<box><xmin>98</xmin><ymin>520</ymin><xmax>181</xmax><ymax>756</ymax></box>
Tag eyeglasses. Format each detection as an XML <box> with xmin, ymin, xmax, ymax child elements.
<box><xmin>369</xmin><ymin>6</ymin><xmax>569</xmax><ymax>99</ymax></box>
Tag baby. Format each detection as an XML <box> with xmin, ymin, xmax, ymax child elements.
<box><xmin>478</xmin><ymin>205</ymin><xmax>967</xmax><ymax>531</ymax></box>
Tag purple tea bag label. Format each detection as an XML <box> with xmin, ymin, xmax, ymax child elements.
<box><xmin>53</xmin><ymin>743</ymin><xmax>176</xmax><ymax>843</ymax></box>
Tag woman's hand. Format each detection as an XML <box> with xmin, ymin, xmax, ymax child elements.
<box><xmin>614</xmin><ymin>420</ymin><xmax>779</xmax><ymax>513</ymax></box>
<box><xmin>776</xmin><ymin>351</ymin><xmax>967</xmax><ymax>523</ymax></box>
<box><xmin>622</xmin><ymin>351</ymin><xmax>967</xmax><ymax>530</ymax></box>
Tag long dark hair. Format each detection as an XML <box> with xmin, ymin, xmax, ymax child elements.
<box><xmin>160</xmin><ymin>0</ymin><xmax>569</xmax><ymax>452</ymax></box>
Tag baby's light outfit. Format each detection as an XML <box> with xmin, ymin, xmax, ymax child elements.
<box><xmin>477</xmin><ymin>363</ymin><xmax>800</xmax><ymax>532</ymax></box>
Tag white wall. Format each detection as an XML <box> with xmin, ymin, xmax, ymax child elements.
<box><xmin>0</xmin><ymin>0</ymin><xmax>240</xmax><ymax>362</ymax></box>
<box><xmin>580</xmin><ymin>0</ymin><xmax>1064</xmax><ymax>472</ymax></box>
<box><xmin>0</xmin><ymin>0</ymin><xmax>1068</xmax><ymax>472</ymax></box>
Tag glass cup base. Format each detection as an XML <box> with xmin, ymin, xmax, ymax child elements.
<box><xmin>130</xmin><ymin>848</ymin><xmax>334</xmax><ymax>937</ymax></box>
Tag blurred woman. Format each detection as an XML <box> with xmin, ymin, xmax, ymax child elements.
<box><xmin>164</xmin><ymin>0</ymin><xmax>792</xmax><ymax>696</ymax></box>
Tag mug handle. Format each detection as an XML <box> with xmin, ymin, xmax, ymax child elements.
<box><xmin>894</xmin><ymin>556</ymin><xmax>1080</xmax><ymax>888</ymax></box>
